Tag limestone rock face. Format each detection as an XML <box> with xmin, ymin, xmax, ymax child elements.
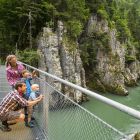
<box><xmin>80</xmin><ymin>15</ymin><xmax>140</xmax><ymax>95</ymax></box>
<box><xmin>38</xmin><ymin>21</ymin><xmax>87</xmax><ymax>103</ymax></box>
<box><xmin>37</xmin><ymin>16</ymin><xmax>140</xmax><ymax>97</ymax></box>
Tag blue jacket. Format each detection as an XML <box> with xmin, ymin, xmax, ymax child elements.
<box><xmin>21</xmin><ymin>77</ymin><xmax>32</xmax><ymax>99</ymax></box>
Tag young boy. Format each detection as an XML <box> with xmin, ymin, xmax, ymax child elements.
<box><xmin>21</xmin><ymin>70</ymin><xmax>32</xmax><ymax>99</ymax></box>
<box><xmin>27</xmin><ymin>84</ymin><xmax>40</xmax><ymax>126</ymax></box>
<box><xmin>29</xmin><ymin>84</ymin><xmax>40</xmax><ymax>100</ymax></box>
<box><xmin>21</xmin><ymin>70</ymin><xmax>37</xmax><ymax>127</ymax></box>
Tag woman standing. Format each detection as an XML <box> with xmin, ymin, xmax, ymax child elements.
<box><xmin>6</xmin><ymin>55</ymin><xmax>25</xmax><ymax>88</ymax></box>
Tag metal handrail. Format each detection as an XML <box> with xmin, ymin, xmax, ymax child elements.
<box><xmin>21</xmin><ymin>62</ymin><xmax>140</xmax><ymax>120</ymax></box>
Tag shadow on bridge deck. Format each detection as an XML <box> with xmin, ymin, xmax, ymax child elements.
<box><xmin>0</xmin><ymin>122</ymin><xmax>45</xmax><ymax>140</ymax></box>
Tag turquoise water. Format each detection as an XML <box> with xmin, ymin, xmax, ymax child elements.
<box><xmin>82</xmin><ymin>85</ymin><xmax>140</xmax><ymax>135</ymax></box>
<box><xmin>46</xmin><ymin>86</ymin><xmax>140</xmax><ymax>140</ymax></box>
<box><xmin>40</xmin><ymin>84</ymin><xmax>140</xmax><ymax>139</ymax></box>
<box><xmin>48</xmin><ymin>106</ymin><xmax>123</xmax><ymax>140</ymax></box>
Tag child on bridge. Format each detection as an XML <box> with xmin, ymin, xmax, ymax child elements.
<box><xmin>27</xmin><ymin>84</ymin><xmax>40</xmax><ymax>127</ymax></box>
<box><xmin>21</xmin><ymin>69</ymin><xmax>37</xmax><ymax>127</ymax></box>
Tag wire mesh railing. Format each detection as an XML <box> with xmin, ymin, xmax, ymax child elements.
<box><xmin>23</xmin><ymin>63</ymin><xmax>130</xmax><ymax>140</ymax></box>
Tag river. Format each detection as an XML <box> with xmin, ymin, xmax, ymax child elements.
<box><xmin>82</xmin><ymin>85</ymin><xmax>140</xmax><ymax>135</ymax></box>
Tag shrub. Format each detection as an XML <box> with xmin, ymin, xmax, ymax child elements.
<box><xmin>18</xmin><ymin>49</ymin><xmax>39</xmax><ymax>67</ymax></box>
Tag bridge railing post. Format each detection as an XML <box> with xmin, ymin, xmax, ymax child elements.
<box><xmin>39</xmin><ymin>73</ymin><xmax>49</xmax><ymax>135</ymax></box>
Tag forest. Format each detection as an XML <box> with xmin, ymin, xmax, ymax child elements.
<box><xmin>0</xmin><ymin>0</ymin><xmax>140</xmax><ymax>67</ymax></box>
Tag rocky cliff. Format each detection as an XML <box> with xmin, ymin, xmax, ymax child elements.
<box><xmin>37</xmin><ymin>16</ymin><xmax>140</xmax><ymax>97</ymax></box>
<box><xmin>79</xmin><ymin>15</ymin><xmax>140</xmax><ymax>95</ymax></box>
<box><xmin>37</xmin><ymin>21</ymin><xmax>87</xmax><ymax>103</ymax></box>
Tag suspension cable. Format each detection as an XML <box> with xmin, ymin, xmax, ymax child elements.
<box><xmin>29</xmin><ymin>11</ymin><xmax>32</xmax><ymax>49</ymax></box>
<box><xmin>16</xmin><ymin>18</ymin><xmax>29</xmax><ymax>46</ymax></box>
<box><xmin>15</xmin><ymin>13</ymin><xmax>30</xmax><ymax>53</ymax></box>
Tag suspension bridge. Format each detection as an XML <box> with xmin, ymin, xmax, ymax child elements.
<box><xmin>0</xmin><ymin>63</ymin><xmax>140</xmax><ymax>140</ymax></box>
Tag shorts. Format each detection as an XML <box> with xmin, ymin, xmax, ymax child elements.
<box><xmin>0</xmin><ymin>111</ymin><xmax>20</xmax><ymax>122</ymax></box>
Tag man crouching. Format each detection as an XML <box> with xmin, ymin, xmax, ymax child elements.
<box><xmin>0</xmin><ymin>82</ymin><xmax>43</xmax><ymax>132</ymax></box>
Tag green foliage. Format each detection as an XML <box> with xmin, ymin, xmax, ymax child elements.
<box><xmin>63</xmin><ymin>36</ymin><xmax>77</xmax><ymax>52</ymax></box>
<box><xmin>80</xmin><ymin>37</ymin><xmax>98</xmax><ymax>69</ymax></box>
<box><xmin>125</xmin><ymin>55</ymin><xmax>136</xmax><ymax>64</ymax></box>
<box><xmin>91</xmin><ymin>31</ymin><xmax>110</xmax><ymax>51</ymax></box>
<box><xmin>66</xmin><ymin>20</ymin><xmax>82</xmax><ymax>39</ymax></box>
<box><xmin>116</xmin><ymin>19</ymin><xmax>131</xmax><ymax>42</ymax></box>
<box><xmin>0</xmin><ymin>0</ymin><xmax>140</xmax><ymax>70</ymax></box>
<box><xmin>49</xmin><ymin>0</ymin><xmax>89</xmax><ymax>39</ymax></box>
<box><xmin>80</xmin><ymin>38</ymin><xmax>93</xmax><ymax>66</ymax></box>
<box><xmin>80</xmin><ymin>31</ymin><xmax>110</xmax><ymax>71</ymax></box>
<box><xmin>97</xmin><ymin>9</ymin><xmax>108</xmax><ymax>20</ymax></box>
<box><xmin>0</xmin><ymin>0</ymin><xmax>89</xmax><ymax>55</ymax></box>
<box><xmin>108</xmin><ymin>21</ymin><xmax>115</xmax><ymax>29</ymax></box>
<box><xmin>18</xmin><ymin>49</ymin><xmax>39</xmax><ymax>67</ymax></box>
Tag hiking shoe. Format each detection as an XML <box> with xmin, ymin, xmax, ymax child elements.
<box><xmin>31</xmin><ymin>117</ymin><xmax>35</xmax><ymax>121</ymax></box>
<box><xmin>25</xmin><ymin>121</ymin><xmax>28</xmax><ymax>127</ymax></box>
<box><xmin>28</xmin><ymin>121</ymin><xmax>34</xmax><ymax>128</ymax></box>
<box><xmin>1</xmin><ymin>125</ymin><xmax>12</xmax><ymax>132</ymax></box>
<box><xmin>30</xmin><ymin>120</ymin><xmax>35</xmax><ymax>125</ymax></box>
<box><xmin>25</xmin><ymin>121</ymin><xmax>34</xmax><ymax>128</ymax></box>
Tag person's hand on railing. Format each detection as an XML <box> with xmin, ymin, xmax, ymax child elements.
<box><xmin>27</xmin><ymin>94</ymin><xmax>44</xmax><ymax>107</ymax></box>
<box><xmin>38</xmin><ymin>94</ymin><xmax>44</xmax><ymax>101</ymax></box>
